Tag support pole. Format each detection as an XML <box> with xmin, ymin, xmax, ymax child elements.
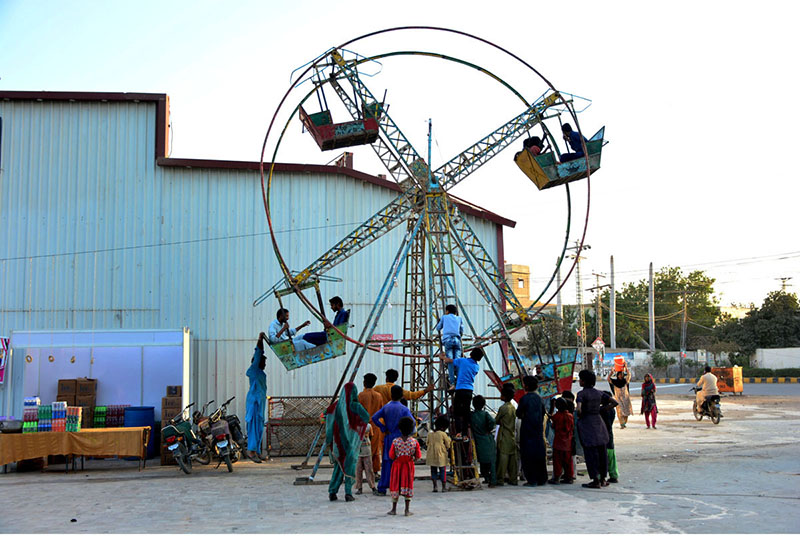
<box><xmin>556</xmin><ymin>257</ymin><xmax>563</xmax><ymax>319</ymax></box>
<box><xmin>609</xmin><ymin>256</ymin><xmax>616</xmax><ymax>350</ymax></box>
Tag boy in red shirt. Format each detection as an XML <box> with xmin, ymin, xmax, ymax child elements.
<box><xmin>548</xmin><ymin>397</ymin><xmax>575</xmax><ymax>484</ymax></box>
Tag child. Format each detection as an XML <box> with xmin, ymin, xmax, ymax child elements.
<box><xmin>355</xmin><ymin>423</ymin><xmax>376</xmax><ymax>494</ymax></box>
<box><xmin>548</xmin><ymin>397</ymin><xmax>575</xmax><ymax>484</ymax></box>
<box><xmin>388</xmin><ymin>416</ymin><xmax>421</xmax><ymax>516</ymax></box>
<box><xmin>426</xmin><ymin>415</ymin><xmax>452</xmax><ymax>492</ymax></box>
<box><xmin>495</xmin><ymin>386</ymin><xmax>518</xmax><ymax>486</ymax></box>
<box><xmin>470</xmin><ymin>395</ymin><xmax>497</xmax><ymax>487</ymax></box>
<box><xmin>560</xmin><ymin>390</ymin><xmax>581</xmax><ymax>475</ymax></box>
<box><xmin>435</xmin><ymin>304</ymin><xmax>464</xmax><ymax>387</ymax></box>
<box><xmin>601</xmin><ymin>391</ymin><xmax>619</xmax><ymax>484</ymax></box>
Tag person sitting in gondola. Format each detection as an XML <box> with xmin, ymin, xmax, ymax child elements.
<box><xmin>523</xmin><ymin>136</ymin><xmax>545</xmax><ymax>156</ymax></box>
<box><xmin>303</xmin><ymin>296</ymin><xmax>350</xmax><ymax>346</ymax></box>
<box><xmin>560</xmin><ymin>123</ymin><xmax>587</xmax><ymax>162</ymax></box>
<box><xmin>268</xmin><ymin>308</ymin><xmax>315</xmax><ymax>352</ymax></box>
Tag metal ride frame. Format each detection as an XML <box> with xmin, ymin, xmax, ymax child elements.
<box><xmin>256</xmin><ymin>27</ymin><xmax>595</xmax><ymax>482</ymax></box>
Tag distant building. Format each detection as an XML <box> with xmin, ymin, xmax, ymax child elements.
<box><xmin>720</xmin><ymin>305</ymin><xmax>753</xmax><ymax>320</ymax></box>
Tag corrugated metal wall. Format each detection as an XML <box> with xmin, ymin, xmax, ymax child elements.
<box><xmin>0</xmin><ymin>98</ymin><xmax>504</xmax><ymax>419</ymax></box>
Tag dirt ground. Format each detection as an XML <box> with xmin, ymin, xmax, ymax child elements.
<box><xmin>0</xmin><ymin>390</ymin><xmax>798</xmax><ymax>533</ymax></box>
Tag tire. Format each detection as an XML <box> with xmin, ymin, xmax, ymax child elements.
<box><xmin>175</xmin><ymin>444</ymin><xmax>192</xmax><ymax>475</ymax></box>
<box><xmin>224</xmin><ymin>452</ymin><xmax>233</xmax><ymax>473</ymax></box>
<box><xmin>692</xmin><ymin>401</ymin><xmax>703</xmax><ymax>421</ymax></box>
<box><xmin>711</xmin><ymin>405</ymin><xmax>721</xmax><ymax>425</ymax></box>
<box><xmin>195</xmin><ymin>449</ymin><xmax>211</xmax><ymax>465</ymax></box>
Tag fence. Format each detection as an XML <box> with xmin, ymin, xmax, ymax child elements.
<box><xmin>266</xmin><ymin>396</ymin><xmax>331</xmax><ymax>457</ymax></box>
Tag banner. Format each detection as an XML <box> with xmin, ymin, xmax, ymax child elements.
<box><xmin>0</xmin><ymin>337</ymin><xmax>8</xmax><ymax>384</ymax></box>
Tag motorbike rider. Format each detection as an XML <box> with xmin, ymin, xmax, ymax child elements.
<box><xmin>695</xmin><ymin>366</ymin><xmax>719</xmax><ymax>412</ymax></box>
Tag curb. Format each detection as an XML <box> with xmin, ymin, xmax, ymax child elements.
<box><xmin>654</xmin><ymin>377</ymin><xmax>799</xmax><ymax>384</ymax></box>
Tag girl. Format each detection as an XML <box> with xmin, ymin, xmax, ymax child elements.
<box><xmin>641</xmin><ymin>373</ymin><xmax>658</xmax><ymax>429</ymax></box>
<box><xmin>425</xmin><ymin>415</ymin><xmax>451</xmax><ymax>492</ymax></box>
<box><xmin>388</xmin><ymin>417</ymin><xmax>421</xmax><ymax>516</ymax></box>
<box><xmin>607</xmin><ymin>366</ymin><xmax>633</xmax><ymax>428</ymax></box>
<box><xmin>577</xmin><ymin>370</ymin><xmax>618</xmax><ymax>489</ymax></box>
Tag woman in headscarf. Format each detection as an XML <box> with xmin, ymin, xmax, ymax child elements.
<box><xmin>641</xmin><ymin>373</ymin><xmax>658</xmax><ymax>429</ymax></box>
<box><xmin>325</xmin><ymin>382</ymin><xmax>371</xmax><ymax>502</ymax></box>
<box><xmin>607</xmin><ymin>365</ymin><xmax>633</xmax><ymax>428</ymax></box>
<box><xmin>577</xmin><ymin>370</ymin><xmax>618</xmax><ymax>489</ymax></box>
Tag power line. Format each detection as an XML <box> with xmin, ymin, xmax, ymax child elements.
<box><xmin>0</xmin><ymin>221</ymin><xmax>366</xmax><ymax>263</ymax></box>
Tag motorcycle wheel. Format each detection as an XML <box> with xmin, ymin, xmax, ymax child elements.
<box><xmin>224</xmin><ymin>452</ymin><xmax>233</xmax><ymax>473</ymax></box>
<box><xmin>195</xmin><ymin>449</ymin><xmax>211</xmax><ymax>465</ymax></box>
<box><xmin>176</xmin><ymin>444</ymin><xmax>192</xmax><ymax>475</ymax></box>
<box><xmin>711</xmin><ymin>405</ymin><xmax>721</xmax><ymax>425</ymax></box>
<box><xmin>692</xmin><ymin>402</ymin><xmax>703</xmax><ymax>421</ymax></box>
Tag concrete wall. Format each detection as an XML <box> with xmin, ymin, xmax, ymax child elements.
<box><xmin>754</xmin><ymin>348</ymin><xmax>800</xmax><ymax>369</ymax></box>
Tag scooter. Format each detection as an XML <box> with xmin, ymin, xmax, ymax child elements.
<box><xmin>691</xmin><ymin>387</ymin><xmax>722</xmax><ymax>424</ymax></box>
<box><xmin>162</xmin><ymin>402</ymin><xmax>202</xmax><ymax>474</ymax></box>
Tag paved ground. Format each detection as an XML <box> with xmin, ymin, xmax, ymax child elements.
<box><xmin>1</xmin><ymin>389</ymin><xmax>799</xmax><ymax>533</ymax></box>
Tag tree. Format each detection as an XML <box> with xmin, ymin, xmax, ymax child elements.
<box><xmin>518</xmin><ymin>306</ymin><xmax>579</xmax><ymax>357</ymax></box>
<box><xmin>584</xmin><ymin>267</ymin><xmax>721</xmax><ymax>351</ymax></box>
<box><xmin>716</xmin><ymin>291</ymin><xmax>800</xmax><ymax>356</ymax></box>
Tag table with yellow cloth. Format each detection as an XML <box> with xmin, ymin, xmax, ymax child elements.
<box><xmin>0</xmin><ymin>427</ymin><xmax>151</xmax><ymax>468</ymax></box>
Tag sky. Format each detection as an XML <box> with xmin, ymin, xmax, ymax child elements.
<box><xmin>1</xmin><ymin>0</ymin><xmax>798</xmax><ymax>310</ymax></box>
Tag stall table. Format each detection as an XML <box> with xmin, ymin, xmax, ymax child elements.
<box><xmin>0</xmin><ymin>427</ymin><xmax>151</xmax><ymax>472</ymax></box>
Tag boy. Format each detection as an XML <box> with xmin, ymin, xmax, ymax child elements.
<box><xmin>436</xmin><ymin>304</ymin><xmax>464</xmax><ymax>387</ymax></box>
<box><xmin>495</xmin><ymin>386</ymin><xmax>518</xmax><ymax>486</ymax></box>
<box><xmin>601</xmin><ymin>391</ymin><xmax>619</xmax><ymax>484</ymax></box>
<box><xmin>355</xmin><ymin>423</ymin><xmax>376</xmax><ymax>494</ymax></box>
<box><xmin>548</xmin><ymin>397</ymin><xmax>574</xmax><ymax>484</ymax></box>
<box><xmin>470</xmin><ymin>395</ymin><xmax>497</xmax><ymax>487</ymax></box>
<box><xmin>442</xmin><ymin>348</ymin><xmax>484</xmax><ymax>437</ymax></box>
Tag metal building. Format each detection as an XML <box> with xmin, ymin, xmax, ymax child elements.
<box><xmin>0</xmin><ymin>91</ymin><xmax>514</xmax><ymax>419</ymax></box>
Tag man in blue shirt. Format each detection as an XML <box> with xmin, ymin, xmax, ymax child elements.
<box><xmin>371</xmin><ymin>385</ymin><xmax>413</xmax><ymax>495</ymax></box>
<box><xmin>560</xmin><ymin>123</ymin><xmax>587</xmax><ymax>162</ymax></box>
<box><xmin>268</xmin><ymin>308</ymin><xmax>315</xmax><ymax>352</ymax></box>
<box><xmin>442</xmin><ymin>348</ymin><xmax>484</xmax><ymax>438</ymax></box>
<box><xmin>303</xmin><ymin>296</ymin><xmax>350</xmax><ymax>346</ymax></box>
<box><xmin>435</xmin><ymin>304</ymin><xmax>464</xmax><ymax>387</ymax></box>
<box><xmin>245</xmin><ymin>332</ymin><xmax>268</xmax><ymax>462</ymax></box>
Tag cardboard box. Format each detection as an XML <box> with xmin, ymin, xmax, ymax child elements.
<box><xmin>162</xmin><ymin>396</ymin><xmax>182</xmax><ymax>409</ymax></box>
<box><xmin>76</xmin><ymin>394</ymin><xmax>96</xmax><ymax>407</ymax></box>
<box><xmin>76</xmin><ymin>378</ymin><xmax>97</xmax><ymax>395</ymax></box>
<box><xmin>56</xmin><ymin>394</ymin><xmax>76</xmax><ymax>406</ymax></box>
<box><xmin>58</xmin><ymin>379</ymin><xmax>77</xmax><ymax>395</ymax></box>
<box><xmin>166</xmin><ymin>385</ymin><xmax>182</xmax><ymax>397</ymax></box>
<box><xmin>161</xmin><ymin>405</ymin><xmax>182</xmax><ymax>421</ymax></box>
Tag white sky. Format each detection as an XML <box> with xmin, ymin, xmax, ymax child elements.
<box><xmin>2</xmin><ymin>0</ymin><xmax>798</xmax><ymax>308</ymax></box>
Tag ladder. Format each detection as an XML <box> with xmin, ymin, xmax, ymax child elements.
<box><xmin>447</xmin><ymin>427</ymin><xmax>481</xmax><ymax>489</ymax></box>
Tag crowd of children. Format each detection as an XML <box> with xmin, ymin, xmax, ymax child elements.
<box><xmin>323</xmin><ymin>305</ymin><xmax>639</xmax><ymax>514</ymax></box>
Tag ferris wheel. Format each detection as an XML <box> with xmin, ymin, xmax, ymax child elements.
<box><xmin>255</xmin><ymin>27</ymin><xmax>605</xmax><ymax>420</ymax></box>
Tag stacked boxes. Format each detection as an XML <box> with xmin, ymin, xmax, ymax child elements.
<box><xmin>76</xmin><ymin>378</ymin><xmax>97</xmax><ymax>408</ymax></box>
<box><xmin>52</xmin><ymin>401</ymin><xmax>67</xmax><ymax>432</ymax></box>
<box><xmin>161</xmin><ymin>386</ymin><xmax>183</xmax><ymax>466</ymax></box>
<box><xmin>81</xmin><ymin>406</ymin><xmax>94</xmax><ymax>429</ymax></box>
<box><xmin>66</xmin><ymin>406</ymin><xmax>82</xmax><ymax>432</ymax></box>
<box><xmin>23</xmin><ymin>397</ymin><xmax>40</xmax><ymax>433</ymax></box>
<box><xmin>93</xmin><ymin>406</ymin><xmax>107</xmax><ymax>428</ymax></box>
<box><xmin>105</xmin><ymin>405</ymin><xmax>128</xmax><ymax>427</ymax></box>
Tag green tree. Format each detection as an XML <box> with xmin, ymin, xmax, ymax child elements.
<box><xmin>585</xmin><ymin>267</ymin><xmax>721</xmax><ymax>351</ymax></box>
<box><xmin>519</xmin><ymin>306</ymin><xmax>579</xmax><ymax>357</ymax></box>
<box><xmin>716</xmin><ymin>291</ymin><xmax>800</xmax><ymax>355</ymax></box>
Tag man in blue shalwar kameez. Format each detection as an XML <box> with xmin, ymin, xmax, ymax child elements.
<box><xmin>268</xmin><ymin>308</ymin><xmax>315</xmax><ymax>352</ymax></box>
<box><xmin>371</xmin><ymin>385</ymin><xmax>413</xmax><ymax>496</ymax></box>
<box><xmin>245</xmin><ymin>332</ymin><xmax>269</xmax><ymax>462</ymax></box>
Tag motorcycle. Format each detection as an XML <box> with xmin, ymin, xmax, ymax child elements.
<box><xmin>194</xmin><ymin>397</ymin><xmax>239</xmax><ymax>472</ymax></box>
<box><xmin>162</xmin><ymin>402</ymin><xmax>203</xmax><ymax>474</ymax></box>
<box><xmin>218</xmin><ymin>397</ymin><xmax>247</xmax><ymax>459</ymax></box>
<box><xmin>691</xmin><ymin>387</ymin><xmax>722</xmax><ymax>424</ymax></box>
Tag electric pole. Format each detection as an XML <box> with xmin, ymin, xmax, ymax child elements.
<box><xmin>648</xmin><ymin>263</ymin><xmax>655</xmax><ymax>351</ymax></box>
<box><xmin>776</xmin><ymin>277</ymin><xmax>793</xmax><ymax>292</ymax></box>
<box><xmin>680</xmin><ymin>289</ymin><xmax>688</xmax><ymax>377</ymax></box>
<box><xmin>610</xmin><ymin>256</ymin><xmax>616</xmax><ymax>350</ymax></box>
<box><xmin>567</xmin><ymin>241</ymin><xmax>591</xmax><ymax>370</ymax></box>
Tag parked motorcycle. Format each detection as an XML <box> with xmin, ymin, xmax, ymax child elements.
<box><xmin>162</xmin><ymin>402</ymin><xmax>202</xmax><ymax>474</ymax></box>
<box><xmin>194</xmin><ymin>397</ymin><xmax>238</xmax><ymax>472</ymax></box>
<box><xmin>691</xmin><ymin>387</ymin><xmax>722</xmax><ymax>424</ymax></box>
<box><xmin>218</xmin><ymin>397</ymin><xmax>247</xmax><ymax>459</ymax></box>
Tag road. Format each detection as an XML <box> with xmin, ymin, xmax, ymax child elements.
<box><xmin>0</xmin><ymin>392</ymin><xmax>798</xmax><ymax>533</ymax></box>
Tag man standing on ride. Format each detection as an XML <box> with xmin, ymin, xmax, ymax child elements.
<box><xmin>303</xmin><ymin>296</ymin><xmax>350</xmax><ymax>346</ymax></box>
<box><xmin>245</xmin><ymin>332</ymin><xmax>269</xmax><ymax>463</ymax></box>
<box><xmin>268</xmin><ymin>308</ymin><xmax>315</xmax><ymax>352</ymax></box>
<box><xmin>696</xmin><ymin>366</ymin><xmax>719</xmax><ymax>411</ymax></box>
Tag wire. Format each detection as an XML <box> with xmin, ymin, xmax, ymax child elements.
<box><xmin>0</xmin><ymin>221</ymin><xmax>367</xmax><ymax>262</ymax></box>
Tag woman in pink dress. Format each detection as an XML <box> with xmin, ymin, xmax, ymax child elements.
<box><xmin>388</xmin><ymin>417</ymin><xmax>421</xmax><ymax>516</ymax></box>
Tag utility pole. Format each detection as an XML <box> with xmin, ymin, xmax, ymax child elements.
<box><xmin>567</xmin><ymin>241</ymin><xmax>590</xmax><ymax>370</ymax></box>
<box><xmin>587</xmin><ymin>274</ymin><xmax>610</xmax><ymax>372</ymax></box>
<box><xmin>648</xmin><ymin>263</ymin><xmax>655</xmax><ymax>351</ymax></box>
<box><xmin>776</xmin><ymin>277</ymin><xmax>793</xmax><ymax>292</ymax></box>
<box><xmin>680</xmin><ymin>289</ymin><xmax>688</xmax><ymax>377</ymax></box>
<box><xmin>610</xmin><ymin>256</ymin><xmax>616</xmax><ymax>349</ymax></box>
<box><xmin>556</xmin><ymin>257</ymin><xmax>563</xmax><ymax>319</ymax></box>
